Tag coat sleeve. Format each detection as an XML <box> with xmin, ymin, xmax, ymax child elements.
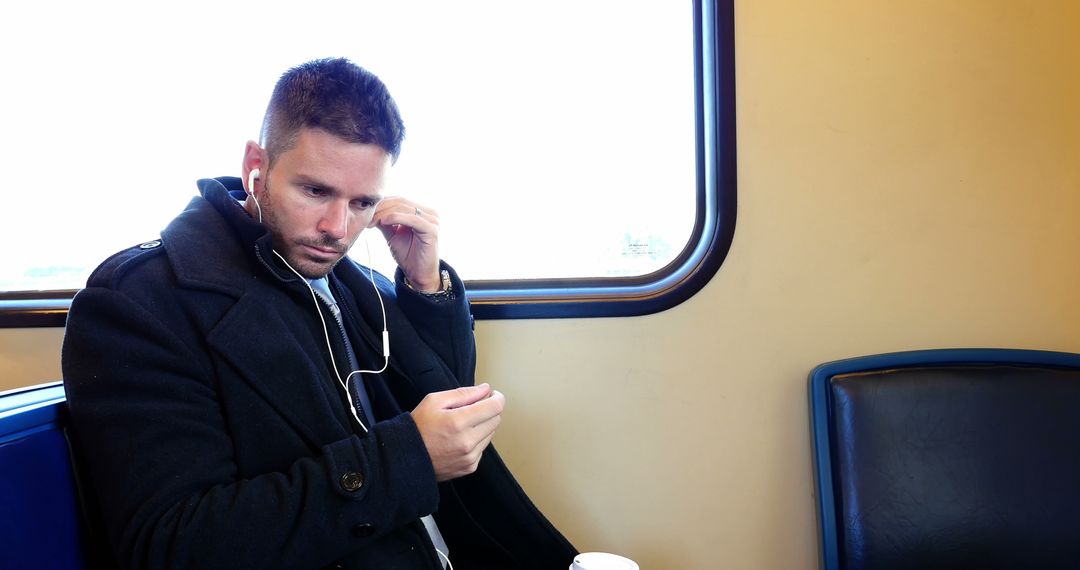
<box><xmin>62</xmin><ymin>285</ymin><xmax>440</xmax><ymax>570</ymax></box>
<box><xmin>394</xmin><ymin>262</ymin><xmax>477</xmax><ymax>387</ymax></box>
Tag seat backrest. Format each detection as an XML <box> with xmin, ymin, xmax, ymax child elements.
<box><xmin>0</xmin><ymin>382</ymin><xmax>88</xmax><ymax>568</ymax></box>
<box><xmin>809</xmin><ymin>349</ymin><xmax>1080</xmax><ymax>570</ymax></box>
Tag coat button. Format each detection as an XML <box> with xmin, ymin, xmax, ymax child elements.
<box><xmin>340</xmin><ymin>471</ymin><xmax>364</xmax><ymax>492</ymax></box>
<box><xmin>138</xmin><ymin>240</ymin><xmax>162</xmax><ymax>249</ymax></box>
<box><xmin>352</xmin><ymin>523</ymin><xmax>376</xmax><ymax>538</ymax></box>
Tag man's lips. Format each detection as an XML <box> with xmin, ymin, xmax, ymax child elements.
<box><xmin>300</xmin><ymin>244</ymin><xmax>344</xmax><ymax>258</ymax></box>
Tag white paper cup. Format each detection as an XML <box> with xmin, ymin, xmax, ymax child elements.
<box><xmin>569</xmin><ymin>552</ymin><xmax>640</xmax><ymax>570</ymax></box>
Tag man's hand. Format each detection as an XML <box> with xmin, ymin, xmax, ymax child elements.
<box><xmin>411</xmin><ymin>384</ymin><xmax>505</xmax><ymax>482</ymax></box>
<box><xmin>369</xmin><ymin>197</ymin><xmax>442</xmax><ymax>292</ymax></box>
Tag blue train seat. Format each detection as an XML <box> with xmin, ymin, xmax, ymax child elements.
<box><xmin>0</xmin><ymin>382</ymin><xmax>89</xmax><ymax>569</ymax></box>
<box><xmin>810</xmin><ymin>348</ymin><xmax>1080</xmax><ymax>570</ymax></box>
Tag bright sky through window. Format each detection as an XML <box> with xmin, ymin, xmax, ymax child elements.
<box><xmin>0</xmin><ymin>1</ymin><xmax>695</xmax><ymax>292</ymax></box>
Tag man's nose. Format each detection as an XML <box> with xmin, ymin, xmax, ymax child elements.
<box><xmin>318</xmin><ymin>202</ymin><xmax>349</xmax><ymax>240</ymax></box>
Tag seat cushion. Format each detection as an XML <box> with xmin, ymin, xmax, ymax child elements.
<box><xmin>829</xmin><ymin>365</ymin><xmax>1080</xmax><ymax>569</ymax></box>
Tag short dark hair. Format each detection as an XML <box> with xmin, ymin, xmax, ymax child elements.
<box><xmin>261</xmin><ymin>58</ymin><xmax>405</xmax><ymax>165</ymax></box>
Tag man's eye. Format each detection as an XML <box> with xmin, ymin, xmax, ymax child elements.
<box><xmin>353</xmin><ymin>199</ymin><xmax>376</xmax><ymax>210</ymax></box>
<box><xmin>304</xmin><ymin>186</ymin><xmax>327</xmax><ymax>197</ymax></box>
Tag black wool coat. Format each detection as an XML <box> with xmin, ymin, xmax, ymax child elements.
<box><xmin>62</xmin><ymin>177</ymin><xmax>576</xmax><ymax>569</ymax></box>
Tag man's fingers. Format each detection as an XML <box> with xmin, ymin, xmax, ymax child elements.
<box><xmin>469</xmin><ymin>412</ymin><xmax>501</xmax><ymax>443</ymax></box>
<box><xmin>369</xmin><ymin>197</ymin><xmax>439</xmax><ymax>230</ymax></box>
<box><xmin>453</xmin><ymin>423</ymin><xmax>499</xmax><ymax>478</ymax></box>
<box><xmin>451</xmin><ymin>389</ymin><xmax>504</xmax><ymax>428</ymax></box>
<box><xmin>434</xmin><ymin>383</ymin><xmax>493</xmax><ymax>411</ymax></box>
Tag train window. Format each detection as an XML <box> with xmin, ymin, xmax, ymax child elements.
<box><xmin>0</xmin><ymin>1</ymin><xmax>734</xmax><ymax>324</ymax></box>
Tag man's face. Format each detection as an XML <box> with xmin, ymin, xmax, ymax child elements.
<box><xmin>257</xmin><ymin>128</ymin><xmax>389</xmax><ymax>279</ymax></box>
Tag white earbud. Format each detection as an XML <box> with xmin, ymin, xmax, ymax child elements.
<box><xmin>247</xmin><ymin>168</ymin><xmax>260</xmax><ymax>196</ymax></box>
<box><xmin>247</xmin><ymin>168</ymin><xmax>264</xmax><ymax>222</ymax></box>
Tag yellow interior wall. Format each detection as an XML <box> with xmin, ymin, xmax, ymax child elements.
<box><xmin>481</xmin><ymin>1</ymin><xmax>1080</xmax><ymax>568</ymax></box>
<box><xmin>0</xmin><ymin>328</ymin><xmax>63</xmax><ymax>393</ymax></box>
<box><xmin>2</xmin><ymin>1</ymin><xmax>1079</xmax><ymax>568</ymax></box>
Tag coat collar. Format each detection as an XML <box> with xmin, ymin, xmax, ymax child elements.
<box><xmin>161</xmin><ymin>177</ymin><xmax>299</xmax><ymax>297</ymax></box>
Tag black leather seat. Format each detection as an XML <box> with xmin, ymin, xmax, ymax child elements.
<box><xmin>809</xmin><ymin>349</ymin><xmax>1080</xmax><ymax>570</ymax></box>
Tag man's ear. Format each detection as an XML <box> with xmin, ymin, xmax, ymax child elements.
<box><xmin>242</xmin><ymin>140</ymin><xmax>267</xmax><ymax>195</ymax></box>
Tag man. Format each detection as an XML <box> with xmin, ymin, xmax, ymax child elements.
<box><xmin>62</xmin><ymin>58</ymin><xmax>576</xmax><ymax>569</ymax></box>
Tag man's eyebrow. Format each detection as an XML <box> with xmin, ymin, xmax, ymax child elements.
<box><xmin>291</xmin><ymin>173</ymin><xmax>339</xmax><ymax>193</ymax></box>
<box><xmin>292</xmin><ymin>174</ymin><xmax>381</xmax><ymax>202</ymax></box>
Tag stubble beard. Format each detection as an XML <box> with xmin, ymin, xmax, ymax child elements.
<box><xmin>260</xmin><ymin>180</ymin><xmax>348</xmax><ymax>280</ymax></box>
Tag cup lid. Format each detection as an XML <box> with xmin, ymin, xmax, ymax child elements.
<box><xmin>571</xmin><ymin>552</ymin><xmax>639</xmax><ymax>570</ymax></box>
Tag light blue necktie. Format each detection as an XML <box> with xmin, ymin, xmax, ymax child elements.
<box><xmin>308</xmin><ymin>277</ymin><xmax>376</xmax><ymax>429</ymax></box>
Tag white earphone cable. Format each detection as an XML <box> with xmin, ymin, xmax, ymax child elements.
<box><xmin>271</xmin><ymin>241</ymin><xmax>389</xmax><ymax>433</ymax></box>
<box><xmin>437</xmin><ymin>546</ymin><xmax>454</xmax><ymax>570</ymax></box>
